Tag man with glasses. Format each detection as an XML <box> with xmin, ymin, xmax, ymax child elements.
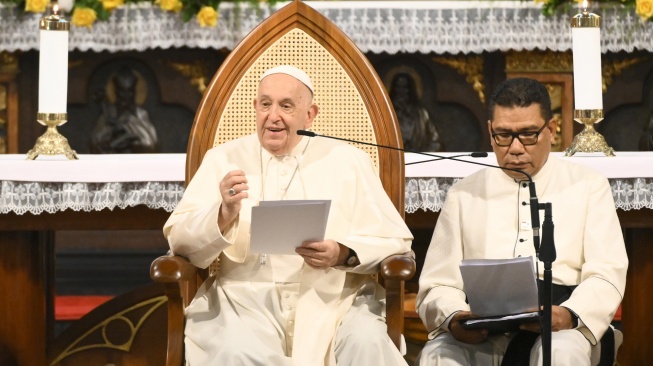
<box><xmin>415</xmin><ymin>78</ymin><xmax>627</xmax><ymax>365</ymax></box>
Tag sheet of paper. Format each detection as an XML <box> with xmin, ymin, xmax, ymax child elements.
<box><xmin>459</xmin><ymin>256</ymin><xmax>539</xmax><ymax>317</ymax></box>
<box><xmin>250</xmin><ymin>200</ymin><xmax>331</xmax><ymax>255</ymax></box>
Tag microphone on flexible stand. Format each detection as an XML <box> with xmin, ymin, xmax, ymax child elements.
<box><xmin>299</xmin><ymin>129</ymin><xmax>554</xmax><ymax>364</ymax></box>
<box><xmin>406</xmin><ymin>152</ymin><xmax>489</xmax><ymax>165</ymax></box>
<box><xmin>298</xmin><ymin>129</ymin><xmax>492</xmax><ymax>167</ymax></box>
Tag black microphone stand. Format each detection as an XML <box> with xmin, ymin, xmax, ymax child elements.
<box><xmin>539</xmin><ymin>203</ymin><xmax>556</xmax><ymax>366</ymax></box>
<box><xmin>299</xmin><ymin>129</ymin><xmax>555</xmax><ymax>364</ymax></box>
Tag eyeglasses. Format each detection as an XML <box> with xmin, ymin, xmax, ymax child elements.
<box><xmin>490</xmin><ymin>122</ymin><xmax>548</xmax><ymax>147</ymax></box>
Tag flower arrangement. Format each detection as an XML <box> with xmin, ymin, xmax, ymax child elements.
<box><xmin>5</xmin><ymin>0</ymin><xmax>276</xmax><ymax>28</ymax></box>
<box><xmin>534</xmin><ymin>0</ymin><xmax>653</xmax><ymax>22</ymax></box>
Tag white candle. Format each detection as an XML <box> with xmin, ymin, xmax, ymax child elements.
<box><xmin>38</xmin><ymin>9</ymin><xmax>69</xmax><ymax>114</ymax></box>
<box><xmin>571</xmin><ymin>8</ymin><xmax>602</xmax><ymax>110</ymax></box>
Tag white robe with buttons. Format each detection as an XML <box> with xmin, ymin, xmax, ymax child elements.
<box><xmin>164</xmin><ymin>134</ymin><xmax>413</xmax><ymax>365</ymax></box>
<box><xmin>416</xmin><ymin>156</ymin><xmax>628</xmax><ymax>346</ymax></box>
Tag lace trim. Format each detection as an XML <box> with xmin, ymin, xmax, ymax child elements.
<box><xmin>1</xmin><ymin>3</ymin><xmax>651</xmax><ymax>54</ymax></box>
<box><xmin>405</xmin><ymin>177</ymin><xmax>653</xmax><ymax>214</ymax></box>
<box><xmin>0</xmin><ymin>181</ymin><xmax>184</xmax><ymax>214</ymax></box>
<box><xmin>3</xmin><ymin>178</ymin><xmax>649</xmax><ymax>215</ymax></box>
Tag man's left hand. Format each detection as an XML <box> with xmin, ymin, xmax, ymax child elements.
<box><xmin>519</xmin><ymin>305</ymin><xmax>575</xmax><ymax>333</ymax></box>
<box><xmin>296</xmin><ymin>240</ymin><xmax>342</xmax><ymax>268</ymax></box>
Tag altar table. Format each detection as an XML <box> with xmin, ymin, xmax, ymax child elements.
<box><xmin>1</xmin><ymin>152</ymin><xmax>652</xmax><ymax>365</ymax></box>
<box><xmin>0</xmin><ymin>154</ymin><xmax>184</xmax><ymax>366</ymax></box>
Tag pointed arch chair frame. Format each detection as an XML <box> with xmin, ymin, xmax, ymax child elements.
<box><xmin>151</xmin><ymin>2</ymin><xmax>416</xmax><ymax>365</ymax></box>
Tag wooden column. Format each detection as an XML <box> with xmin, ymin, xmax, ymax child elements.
<box><xmin>0</xmin><ymin>207</ymin><xmax>170</xmax><ymax>365</ymax></box>
<box><xmin>0</xmin><ymin>231</ymin><xmax>53</xmax><ymax>366</ymax></box>
<box><xmin>618</xmin><ymin>227</ymin><xmax>653</xmax><ymax>365</ymax></box>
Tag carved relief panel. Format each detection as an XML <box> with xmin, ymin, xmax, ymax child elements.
<box><xmin>505</xmin><ymin>51</ymin><xmax>574</xmax><ymax>152</ymax></box>
<box><xmin>0</xmin><ymin>51</ymin><xmax>18</xmax><ymax>154</ymax></box>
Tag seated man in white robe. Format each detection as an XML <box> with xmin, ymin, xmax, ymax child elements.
<box><xmin>416</xmin><ymin>77</ymin><xmax>627</xmax><ymax>366</ymax></box>
<box><xmin>164</xmin><ymin>65</ymin><xmax>413</xmax><ymax>366</ymax></box>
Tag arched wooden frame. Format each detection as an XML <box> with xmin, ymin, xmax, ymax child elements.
<box><xmin>152</xmin><ymin>2</ymin><xmax>415</xmax><ymax>363</ymax></box>
<box><xmin>187</xmin><ymin>0</ymin><xmax>404</xmax><ymax>215</ymax></box>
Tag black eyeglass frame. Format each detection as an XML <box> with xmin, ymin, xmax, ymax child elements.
<box><xmin>490</xmin><ymin>121</ymin><xmax>549</xmax><ymax>147</ymax></box>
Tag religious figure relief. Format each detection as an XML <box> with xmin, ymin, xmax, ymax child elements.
<box><xmin>389</xmin><ymin>72</ymin><xmax>441</xmax><ymax>152</ymax></box>
<box><xmin>600</xmin><ymin>67</ymin><xmax>653</xmax><ymax>151</ymax></box>
<box><xmin>90</xmin><ymin>65</ymin><xmax>158</xmax><ymax>153</ymax></box>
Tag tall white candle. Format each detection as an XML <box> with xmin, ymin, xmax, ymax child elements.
<box><xmin>571</xmin><ymin>8</ymin><xmax>602</xmax><ymax>110</ymax></box>
<box><xmin>38</xmin><ymin>8</ymin><xmax>69</xmax><ymax>114</ymax></box>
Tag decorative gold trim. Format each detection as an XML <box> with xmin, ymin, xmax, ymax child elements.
<box><xmin>602</xmin><ymin>56</ymin><xmax>648</xmax><ymax>93</ymax></box>
<box><xmin>571</xmin><ymin>10</ymin><xmax>600</xmax><ymax>28</ymax></box>
<box><xmin>0</xmin><ymin>51</ymin><xmax>19</xmax><ymax>73</ymax></box>
<box><xmin>167</xmin><ymin>60</ymin><xmax>209</xmax><ymax>94</ymax></box>
<box><xmin>505</xmin><ymin>51</ymin><xmax>573</xmax><ymax>73</ymax></box>
<box><xmin>37</xmin><ymin>112</ymin><xmax>68</xmax><ymax>121</ymax></box>
<box><xmin>574</xmin><ymin>109</ymin><xmax>603</xmax><ymax>119</ymax></box>
<box><xmin>432</xmin><ymin>55</ymin><xmax>486</xmax><ymax>103</ymax></box>
<box><xmin>40</xmin><ymin>14</ymin><xmax>70</xmax><ymax>31</ymax></box>
<box><xmin>49</xmin><ymin>296</ymin><xmax>167</xmax><ymax>366</ymax></box>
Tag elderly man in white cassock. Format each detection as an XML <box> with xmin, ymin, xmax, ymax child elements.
<box><xmin>163</xmin><ymin>65</ymin><xmax>413</xmax><ymax>365</ymax></box>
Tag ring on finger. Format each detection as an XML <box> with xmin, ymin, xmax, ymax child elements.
<box><xmin>228</xmin><ymin>187</ymin><xmax>236</xmax><ymax>196</ymax></box>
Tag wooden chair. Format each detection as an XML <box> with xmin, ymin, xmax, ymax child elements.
<box><xmin>150</xmin><ymin>1</ymin><xmax>416</xmax><ymax>365</ymax></box>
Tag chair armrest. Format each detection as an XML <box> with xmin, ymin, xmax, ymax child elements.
<box><xmin>150</xmin><ymin>254</ymin><xmax>198</xmax><ymax>283</ymax></box>
<box><xmin>380</xmin><ymin>251</ymin><xmax>416</xmax><ymax>281</ymax></box>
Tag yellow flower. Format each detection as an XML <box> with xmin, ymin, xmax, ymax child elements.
<box><xmin>24</xmin><ymin>0</ymin><xmax>49</xmax><ymax>13</ymax></box>
<box><xmin>637</xmin><ymin>0</ymin><xmax>653</xmax><ymax>20</ymax></box>
<box><xmin>156</xmin><ymin>0</ymin><xmax>183</xmax><ymax>13</ymax></box>
<box><xmin>71</xmin><ymin>7</ymin><xmax>98</xmax><ymax>28</ymax></box>
<box><xmin>197</xmin><ymin>6</ymin><xmax>218</xmax><ymax>27</ymax></box>
<box><xmin>102</xmin><ymin>0</ymin><xmax>124</xmax><ymax>11</ymax></box>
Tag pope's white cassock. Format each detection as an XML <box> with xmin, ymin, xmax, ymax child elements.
<box><xmin>416</xmin><ymin>157</ymin><xmax>628</xmax><ymax>365</ymax></box>
<box><xmin>164</xmin><ymin>134</ymin><xmax>413</xmax><ymax>365</ymax></box>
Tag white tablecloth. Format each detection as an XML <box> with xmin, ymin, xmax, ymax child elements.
<box><xmin>404</xmin><ymin>152</ymin><xmax>653</xmax><ymax>213</ymax></box>
<box><xmin>2</xmin><ymin>152</ymin><xmax>652</xmax><ymax>214</ymax></box>
<box><xmin>0</xmin><ymin>154</ymin><xmax>185</xmax><ymax>214</ymax></box>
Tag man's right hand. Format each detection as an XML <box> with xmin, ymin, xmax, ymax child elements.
<box><xmin>448</xmin><ymin>311</ymin><xmax>489</xmax><ymax>344</ymax></box>
<box><xmin>218</xmin><ymin>170</ymin><xmax>248</xmax><ymax>232</ymax></box>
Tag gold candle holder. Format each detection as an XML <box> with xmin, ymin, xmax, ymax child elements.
<box><xmin>26</xmin><ymin>113</ymin><xmax>78</xmax><ymax>160</ymax></box>
<box><xmin>564</xmin><ymin>109</ymin><xmax>615</xmax><ymax>157</ymax></box>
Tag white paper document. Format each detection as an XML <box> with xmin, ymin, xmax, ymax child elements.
<box><xmin>459</xmin><ymin>256</ymin><xmax>539</xmax><ymax>317</ymax></box>
<box><xmin>250</xmin><ymin>200</ymin><xmax>331</xmax><ymax>255</ymax></box>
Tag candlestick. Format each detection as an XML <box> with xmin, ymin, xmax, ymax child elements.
<box><xmin>27</xmin><ymin>5</ymin><xmax>77</xmax><ymax>160</ymax></box>
<box><xmin>565</xmin><ymin>3</ymin><xmax>615</xmax><ymax>157</ymax></box>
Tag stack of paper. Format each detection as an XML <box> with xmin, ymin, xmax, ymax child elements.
<box><xmin>459</xmin><ymin>256</ymin><xmax>540</xmax><ymax>332</ymax></box>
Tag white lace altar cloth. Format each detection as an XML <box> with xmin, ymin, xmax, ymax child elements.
<box><xmin>1</xmin><ymin>1</ymin><xmax>652</xmax><ymax>54</ymax></box>
<box><xmin>404</xmin><ymin>152</ymin><xmax>653</xmax><ymax>213</ymax></box>
<box><xmin>2</xmin><ymin>152</ymin><xmax>652</xmax><ymax>214</ymax></box>
<box><xmin>0</xmin><ymin>154</ymin><xmax>185</xmax><ymax>214</ymax></box>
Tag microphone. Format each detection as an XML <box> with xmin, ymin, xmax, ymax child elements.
<box><xmin>297</xmin><ymin>129</ymin><xmax>542</xmax><ymax>254</ymax></box>
<box><xmin>298</xmin><ymin>129</ymin><xmax>491</xmax><ymax>168</ymax></box>
<box><xmin>406</xmin><ymin>152</ymin><xmax>488</xmax><ymax>165</ymax></box>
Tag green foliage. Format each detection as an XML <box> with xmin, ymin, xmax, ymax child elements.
<box><xmin>3</xmin><ymin>0</ymin><xmax>278</xmax><ymax>24</ymax></box>
<box><xmin>533</xmin><ymin>0</ymin><xmax>637</xmax><ymax>17</ymax></box>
